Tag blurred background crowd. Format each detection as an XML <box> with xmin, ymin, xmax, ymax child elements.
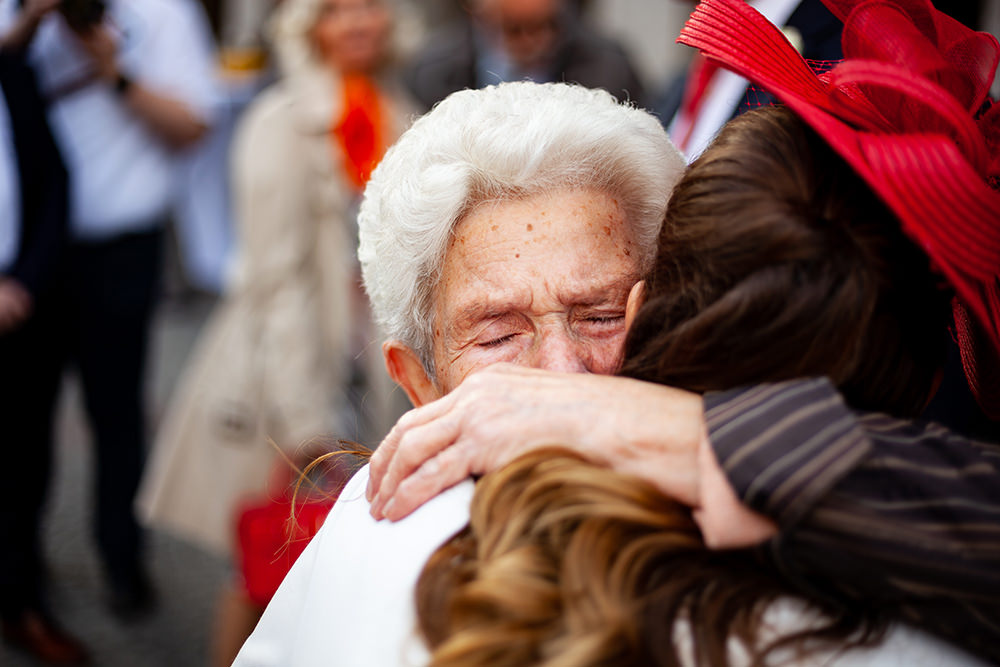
<box><xmin>1</xmin><ymin>0</ymin><xmax>997</xmax><ymax>665</ymax></box>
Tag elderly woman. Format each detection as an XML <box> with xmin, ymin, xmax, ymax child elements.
<box><xmin>232</xmin><ymin>80</ymin><xmax>685</xmax><ymax>665</ymax></box>
<box><xmin>137</xmin><ymin>0</ymin><xmax>414</xmax><ymax>663</ymax></box>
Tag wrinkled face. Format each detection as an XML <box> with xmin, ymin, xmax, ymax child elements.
<box><xmin>312</xmin><ymin>0</ymin><xmax>391</xmax><ymax>74</ymax></box>
<box><xmin>430</xmin><ymin>188</ymin><xmax>640</xmax><ymax>394</ymax></box>
<box><xmin>478</xmin><ymin>0</ymin><xmax>562</xmax><ymax>70</ymax></box>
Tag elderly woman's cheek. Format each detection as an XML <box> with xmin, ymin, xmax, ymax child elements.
<box><xmin>449</xmin><ymin>337</ymin><xmax>526</xmax><ymax>378</ymax></box>
<box><xmin>588</xmin><ymin>329</ymin><xmax>628</xmax><ymax>374</ymax></box>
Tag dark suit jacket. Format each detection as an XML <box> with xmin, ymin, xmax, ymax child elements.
<box><xmin>0</xmin><ymin>47</ymin><xmax>67</xmax><ymax>301</ymax></box>
<box><xmin>404</xmin><ymin>16</ymin><xmax>649</xmax><ymax>111</ymax></box>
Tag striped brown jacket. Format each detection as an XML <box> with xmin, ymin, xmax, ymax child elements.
<box><xmin>705</xmin><ymin>378</ymin><xmax>1000</xmax><ymax>662</ymax></box>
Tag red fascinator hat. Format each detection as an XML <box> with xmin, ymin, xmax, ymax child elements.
<box><xmin>678</xmin><ymin>0</ymin><xmax>1000</xmax><ymax>417</ymax></box>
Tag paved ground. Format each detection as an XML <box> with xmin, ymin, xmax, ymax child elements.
<box><xmin>1</xmin><ymin>293</ymin><xmax>231</xmax><ymax>667</ymax></box>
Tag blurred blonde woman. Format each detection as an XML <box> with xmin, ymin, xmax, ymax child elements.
<box><xmin>135</xmin><ymin>0</ymin><xmax>415</xmax><ymax>663</ymax></box>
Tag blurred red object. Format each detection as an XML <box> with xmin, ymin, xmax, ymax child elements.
<box><xmin>235</xmin><ymin>489</ymin><xmax>334</xmax><ymax>607</ymax></box>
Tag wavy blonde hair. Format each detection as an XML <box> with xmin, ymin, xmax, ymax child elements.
<box><xmin>417</xmin><ymin>448</ymin><xmax>880</xmax><ymax>667</ymax></box>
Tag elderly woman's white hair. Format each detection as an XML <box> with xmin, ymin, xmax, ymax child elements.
<box><xmin>359</xmin><ymin>81</ymin><xmax>685</xmax><ymax>376</ymax></box>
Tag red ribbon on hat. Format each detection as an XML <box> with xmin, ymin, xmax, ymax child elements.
<box><xmin>678</xmin><ymin>0</ymin><xmax>1000</xmax><ymax>417</ymax></box>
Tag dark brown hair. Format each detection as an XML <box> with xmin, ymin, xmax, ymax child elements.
<box><xmin>416</xmin><ymin>105</ymin><xmax>949</xmax><ymax>666</ymax></box>
<box><xmin>621</xmin><ymin>105</ymin><xmax>951</xmax><ymax>415</ymax></box>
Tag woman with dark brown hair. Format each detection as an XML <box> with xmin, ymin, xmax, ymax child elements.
<box><xmin>358</xmin><ymin>0</ymin><xmax>1000</xmax><ymax>663</ymax></box>
<box><xmin>412</xmin><ymin>103</ymin><xmax>990</xmax><ymax>667</ymax></box>
<box><xmin>621</xmin><ymin>104</ymin><xmax>948</xmax><ymax>415</ymax></box>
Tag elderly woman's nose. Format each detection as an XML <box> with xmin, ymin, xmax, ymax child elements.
<box><xmin>529</xmin><ymin>328</ymin><xmax>589</xmax><ymax>373</ymax></box>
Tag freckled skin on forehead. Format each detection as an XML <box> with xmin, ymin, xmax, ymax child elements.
<box><xmin>431</xmin><ymin>188</ymin><xmax>642</xmax><ymax>394</ymax></box>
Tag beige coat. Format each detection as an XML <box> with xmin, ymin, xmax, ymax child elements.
<box><xmin>137</xmin><ymin>69</ymin><xmax>414</xmax><ymax>556</ymax></box>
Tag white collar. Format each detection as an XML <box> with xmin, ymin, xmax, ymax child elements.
<box><xmin>671</xmin><ymin>0</ymin><xmax>805</xmax><ymax>162</ymax></box>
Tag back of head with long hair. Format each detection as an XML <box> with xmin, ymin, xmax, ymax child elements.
<box><xmin>415</xmin><ymin>105</ymin><xmax>950</xmax><ymax>666</ymax></box>
<box><xmin>621</xmin><ymin>105</ymin><xmax>951</xmax><ymax>415</ymax></box>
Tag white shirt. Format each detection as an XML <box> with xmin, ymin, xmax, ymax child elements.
<box><xmin>0</xmin><ymin>0</ymin><xmax>219</xmax><ymax>240</ymax></box>
<box><xmin>669</xmin><ymin>0</ymin><xmax>803</xmax><ymax>161</ymax></box>
<box><xmin>0</xmin><ymin>84</ymin><xmax>19</xmax><ymax>272</ymax></box>
<box><xmin>234</xmin><ymin>464</ymin><xmax>989</xmax><ymax>667</ymax></box>
<box><xmin>233</xmin><ymin>465</ymin><xmax>474</xmax><ymax>667</ymax></box>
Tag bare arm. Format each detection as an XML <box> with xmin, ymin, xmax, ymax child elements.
<box><xmin>366</xmin><ymin>363</ymin><xmax>775</xmax><ymax>547</ymax></box>
<box><xmin>76</xmin><ymin>26</ymin><xmax>208</xmax><ymax>149</ymax></box>
<box><xmin>0</xmin><ymin>0</ymin><xmax>59</xmax><ymax>52</ymax></box>
<box><xmin>116</xmin><ymin>82</ymin><xmax>208</xmax><ymax>149</ymax></box>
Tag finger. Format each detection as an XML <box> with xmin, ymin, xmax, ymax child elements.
<box><xmin>367</xmin><ymin>393</ymin><xmax>457</xmax><ymax>501</ymax></box>
<box><xmin>367</xmin><ymin>420</ymin><xmax>402</xmax><ymax>501</ymax></box>
<box><xmin>372</xmin><ymin>416</ymin><xmax>459</xmax><ymax>517</ymax></box>
<box><xmin>382</xmin><ymin>444</ymin><xmax>473</xmax><ymax>521</ymax></box>
<box><xmin>371</xmin><ymin>415</ymin><xmax>461</xmax><ymax>519</ymax></box>
<box><xmin>368</xmin><ymin>411</ymin><xmax>417</xmax><ymax>501</ymax></box>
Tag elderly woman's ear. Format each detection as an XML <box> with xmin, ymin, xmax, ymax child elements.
<box><xmin>625</xmin><ymin>281</ymin><xmax>646</xmax><ymax>334</ymax></box>
<box><xmin>383</xmin><ymin>340</ymin><xmax>442</xmax><ymax>408</ymax></box>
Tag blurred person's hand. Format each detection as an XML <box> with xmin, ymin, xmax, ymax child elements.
<box><xmin>0</xmin><ymin>277</ymin><xmax>33</xmax><ymax>333</ymax></box>
<box><xmin>74</xmin><ymin>24</ymin><xmax>209</xmax><ymax>148</ymax></box>
<box><xmin>23</xmin><ymin>0</ymin><xmax>61</xmax><ymax>21</ymax></box>
<box><xmin>76</xmin><ymin>25</ymin><xmax>119</xmax><ymax>82</ymax></box>
<box><xmin>1</xmin><ymin>0</ymin><xmax>59</xmax><ymax>50</ymax></box>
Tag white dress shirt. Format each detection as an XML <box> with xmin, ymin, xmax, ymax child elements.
<box><xmin>669</xmin><ymin>0</ymin><xmax>803</xmax><ymax>161</ymax></box>
<box><xmin>233</xmin><ymin>465</ymin><xmax>474</xmax><ymax>667</ymax></box>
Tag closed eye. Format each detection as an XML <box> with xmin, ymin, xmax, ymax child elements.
<box><xmin>478</xmin><ymin>333</ymin><xmax>517</xmax><ymax>348</ymax></box>
<box><xmin>577</xmin><ymin>314</ymin><xmax>626</xmax><ymax>337</ymax></box>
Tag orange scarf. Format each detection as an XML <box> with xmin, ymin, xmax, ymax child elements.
<box><xmin>331</xmin><ymin>73</ymin><xmax>387</xmax><ymax>191</ymax></box>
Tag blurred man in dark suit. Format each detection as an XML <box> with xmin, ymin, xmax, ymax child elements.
<box><xmin>404</xmin><ymin>0</ymin><xmax>649</xmax><ymax>110</ymax></box>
